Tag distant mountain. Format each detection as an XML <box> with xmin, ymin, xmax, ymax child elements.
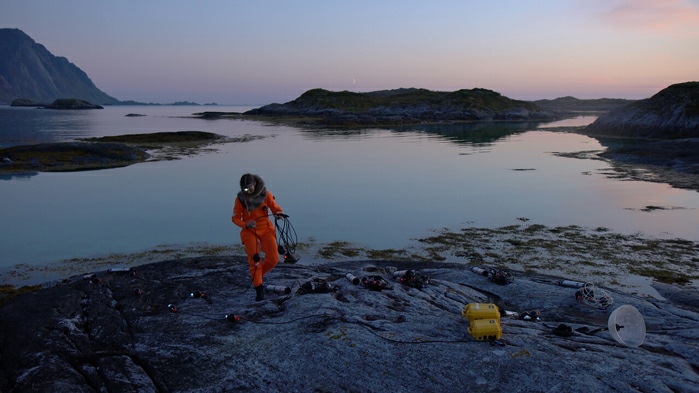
<box><xmin>533</xmin><ymin>96</ymin><xmax>635</xmax><ymax>112</ymax></box>
<box><xmin>585</xmin><ymin>82</ymin><xmax>699</xmax><ymax>139</ymax></box>
<box><xmin>0</xmin><ymin>28</ymin><xmax>119</xmax><ymax>105</ymax></box>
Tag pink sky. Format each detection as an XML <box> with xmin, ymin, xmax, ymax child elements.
<box><xmin>3</xmin><ymin>0</ymin><xmax>699</xmax><ymax>104</ymax></box>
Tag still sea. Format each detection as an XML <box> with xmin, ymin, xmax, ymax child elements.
<box><xmin>1</xmin><ymin>105</ymin><xmax>698</xmax><ymax>283</ymax></box>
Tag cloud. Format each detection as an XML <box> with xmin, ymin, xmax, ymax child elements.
<box><xmin>600</xmin><ymin>0</ymin><xmax>699</xmax><ymax>33</ymax></box>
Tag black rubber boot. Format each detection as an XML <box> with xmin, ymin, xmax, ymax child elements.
<box><xmin>255</xmin><ymin>285</ymin><xmax>265</xmax><ymax>301</ymax></box>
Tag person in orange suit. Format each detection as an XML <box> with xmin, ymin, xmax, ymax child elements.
<box><xmin>232</xmin><ymin>173</ymin><xmax>285</xmax><ymax>301</ymax></box>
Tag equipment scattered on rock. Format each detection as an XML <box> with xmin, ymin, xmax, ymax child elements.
<box><xmin>608</xmin><ymin>305</ymin><xmax>646</xmax><ymax>347</ymax></box>
<box><xmin>392</xmin><ymin>269</ymin><xmax>430</xmax><ymax>288</ymax></box>
<box><xmin>463</xmin><ymin>303</ymin><xmax>503</xmax><ymax>342</ymax></box>
<box><xmin>360</xmin><ymin>275</ymin><xmax>392</xmax><ymax>291</ymax></box>
<box><xmin>558</xmin><ymin>279</ymin><xmax>589</xmax><ymax>289</ymax></box>
<box><xmin>266</xmin><ymin>284</ymin><xmax>292</xmax><ymax>294</ymax></box>
<box><xmin>84</xmin><ymin>274</ymin><xmax>102</xmax><ymax>284</ymax></box>
<box><xmin>552</xmin><ymin>323</ymin><xmax>574</xmax><ymax>337</ymax></box>
<box><xmin>462</xmin><ymin>303</ymin><xmax>501</xmax><ymax>323</ymax></box>
<box><xmin>470</xmin><ymin>266</ymin><xmax>514</xmax><ymax>285</ymax></box>
<box><xmin>468</xmin><ymin>319</ymin><xmax>502</xmax><ymax>341</ymax></box>
<box><xmin>488</xmin><ymin>268</ymin><xmax>514</xmax><ymax>285</ymax></box>
<box><xmin>226</xmin><ymin>314</ymin><xmax>241</xmax><ymax>323</ymax></box>
<box><xmin>520</xmin><ymin>310</ymin><xmax>542</xmax><ymax>322</ymax></box>
<box><xmin>108</xmin><ymin>267</ymin><xmax>136</xmax><ymax>276</ymax></box>
<box><xmin>471</xmin><ymin>266</ymin><xmax>489</xmax><ymax>277</ymax></box>
<box><xmin>190</xmin><ymin>290</ymin><xmax>212</xmax><ymax>304</ymax></box>
<box><xmin>345</xmin><ymin>273</ymin><xmax>360</xmax><ymax>285</ymax></box>
<box><xmin>297</xmin><ymin>277</ymin><xmax>336</xmax><ymax>295</ymax></box>
<box><xmin>275</xmin><ymin>214</ymin><xmax>299</xmax><ymax>263</ymax></box>
<box><xmin>575</xmin><ymin>282</ymin><xmax>614</xmax><ymax>310</ymax></box>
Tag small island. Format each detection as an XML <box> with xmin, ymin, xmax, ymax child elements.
<box><xmin>10</xmin><ymin>98</ymin><xmax>104</xmax><ymax>109</ymax></box>
<box><xmin>0</xmin><ymin>131</ymin><xmax>233</xmax><ymax>174</ymax></box>
<box><xmin>241</xmin><ymin>87</ymin><xmax>559</xmax><ymax>126</ymax></box>
<box><xmin>45</xmin><ymin>98</ymin><xmax>104</xmax><ymax>110</ymax></box>
<box><xmin>579</xmin><ymin>82</ymin><xmax>699</xmax><ymax>191</ymax></box>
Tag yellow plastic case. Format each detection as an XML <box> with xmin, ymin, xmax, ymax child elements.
<box><xmin>462</xmin><ymin>303</ymin><xmax>501</xmax><ymax>323</ymax></box>
<box><xmin>467</xmin><ymin>318</ymin><xmax>502</xmax><ymax>341</ymax></box>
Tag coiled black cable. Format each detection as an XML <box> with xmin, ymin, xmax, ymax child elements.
<box><xmin>274</xmin><ymin>214</ymin><xmax>298</xmax><ymax>260</ymax></box>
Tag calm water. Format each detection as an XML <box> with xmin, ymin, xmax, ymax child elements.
<box><xmin>1</xmin><ymin>105</ymin><xmax>698</xmax><ymax>277</ymax></box>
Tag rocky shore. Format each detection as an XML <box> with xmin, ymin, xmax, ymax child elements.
<box><xmin>584</xmin><ymin>82</ymin><xmax>699</xmax><ymax>140</ymax></box>
<box><xmin>1</xmin><ymin>220</ymin><xmax>698</xmax><ymax>391</ymax></box>
<box><xmin>574</xmin><ymin>81</ymin><xmax>699</xmax><ymax>191</ymax></box>
<box><xmin>549</xmin><ymin>132</ymin><xmax>699</xmax><ymax>192</ymax></box>
<box><xmin>1</xmin><ymin>256</ymin><xmax>698</xmax><ymax>392</ymax></box>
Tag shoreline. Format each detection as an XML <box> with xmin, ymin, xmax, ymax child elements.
<box><xmin>2</xmin><ymin>124</ymin><xmax>698</xmax><ymax>300</ymax></box>
<box><xmin>2</xmin><ymin>223</ymin><xmax>697</xmax><ymax>300</ymax></box>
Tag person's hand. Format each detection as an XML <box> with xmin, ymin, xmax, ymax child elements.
<box><xmin>246</xmin><ymin>221</ymin><xmax>256</xmax><ymax>229</ymax></box>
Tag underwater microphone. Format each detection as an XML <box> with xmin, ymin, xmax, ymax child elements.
<box><xmin>345</xmin><ymin>273</ymin><xmax>359</xmax><ymax>285</ymax></box>
<box><xmin>392</xmin><ymin>270</ymin><xmax>413</xmax><ymax>278</ymax></box>
<box><xmin>265</xmin><ymin>285</ymin><xmax>291</xmax><ymax>294</ymax></box>
<box><xmin>558</xmin><ymin>279</ymin><xmax>589</xmax><ymax>288</ymax></box>
<box><xmin>471</xmin><ymin>266</ymin><xmax>489</xmax><ymax>277</ymax></box>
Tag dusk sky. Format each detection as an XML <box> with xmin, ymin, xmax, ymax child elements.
<box><xmin>3</xmin><ymin>0</ymin><xmax>699</xmax><ymax>104</ymax></box>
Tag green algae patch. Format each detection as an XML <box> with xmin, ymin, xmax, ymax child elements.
<box><xmin>318</xmin><ymin>241</ymin><xmax>362</xmax><ymax>259</ymax></box>
<box><xmin>3</xmin><ymin>224</ymin><xmax>698</xmax><ymax>298</ymax></box>
<box><xmin>0</xmin><ymin>284</ymin><xmax>42</xmax><ymax>308</ymax></box>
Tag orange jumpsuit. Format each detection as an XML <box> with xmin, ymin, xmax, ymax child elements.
<box><xmin>232</xmin><ymin>191</ymin><xmax>283</xmax><ymax>287</ymax></box>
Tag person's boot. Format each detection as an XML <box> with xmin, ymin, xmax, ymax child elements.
<box><xmin>255</xmin><ymin>285</ymin><xmax>265</xmax><ymax>301</ymax></box>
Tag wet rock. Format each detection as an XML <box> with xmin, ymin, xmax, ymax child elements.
<box><xmin>0</xmin><ymin>257</ymin><xmax>697</xmax><ymax>392</ymax></box>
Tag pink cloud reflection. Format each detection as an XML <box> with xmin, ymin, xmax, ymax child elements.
<box><xmin>602</xmin><ymin>0</ymin><xmax>699</xmax><ymax>33</ymax></box>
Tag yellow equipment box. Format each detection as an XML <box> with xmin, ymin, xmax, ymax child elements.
<box><xmin>462</xmin><ymin>303</ymin><xmax>501</xmax><ymax>323</ymax></box>
<box><xmin>467</xmin><ymin>318</ymin><xmax>502</xmax><ymax>341</ymax></box>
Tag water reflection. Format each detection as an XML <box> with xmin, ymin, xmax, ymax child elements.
<box><xmin>590</xmin><ymin>136</ymin><xmax>649</xmax><ymax>150</ymax></box>
<box><xmin>0</xmin><ymin>172</ymin><xmax>38</xmax><ymax>181</ymax></box>
<box><xmin>293</xmin><ymin>121</ymin><xmax>542</xmax><ymax>145</ymax></box>
<box><xmin>392</xmin><ymin>121</ymin><xmax>542</xmax><ymax>145</ymax></box>
<box><xmin>296</xmin><ymin>127</ymin><xmax>375</xmax><ymax>140</ymax></box>
<box><xmin>0</xmin><ymin>106</ymin><xmax>97</xmax><ymax>147</ymax></box>
<box><xmin>1</xmin><ymin>108</ymin><xmax>698</xmax><ymax>274</ymax></box>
